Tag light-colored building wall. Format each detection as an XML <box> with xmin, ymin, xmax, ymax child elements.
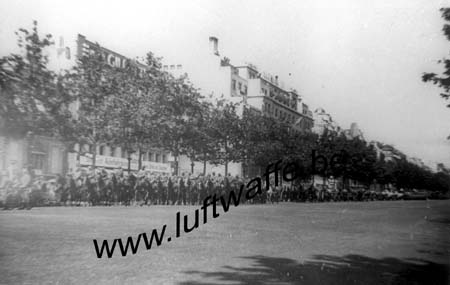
<box><xmin>0</xmin><ymin>135</ymin><xmax>65</xmax><ymax>177</ymax></box>
<box><xmin>236</xmin><ymin>64</ymin><xmax>313</xmax><ymax>132</ymax></box>
<box><xmin>177</xmin><ymin>158</ymin><xmax>241</xmax><ymax>177</ymax></box>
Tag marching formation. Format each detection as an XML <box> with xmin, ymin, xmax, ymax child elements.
<box><xmin>1</xmin><ymin>166</ymin><xmax>418</xmax><ymax>210</ymax></box>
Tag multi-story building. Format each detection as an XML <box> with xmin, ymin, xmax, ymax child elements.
<box><xmin>69</xmin><ymin>35</ymin><xmax>173</xmax><ymax>174</ymax></box>
<box><xmin>313</xmin><ymin>108</ymin><xmax>365</xmax><ymax>142</ymax></box>
<box><xmin>0</xmin><ymin>134</ymin><xmax>66</xmax><ymax>177</ymax></box>
<box><xmin>0</xmin><ymin>34</ymin><xmax>172</xmax><ymax>177</ymax></box>
<box><xmin>312</xmin><ymin>107</ymin><xmax>341</xmax><ymax>136</ymax></box>
<box><xmin>164</xmin><ymin>36</ymin><xmax>314</xmax><ymax>176</ymax></box>
<box><xmin>1</xmin><ymin>34</ymin><xmax>315</xmax><ymax>178</ymax></box>
<box><xmin>236</xmin><ymin>65</ymin><xmax>313</xmax><ymax>132</ymax></box>
<box><xmin>369</xmin><ymin>141</ymin><xmax>405</xmax><ymax>162</ymax></box>
<box><xmin>0</xmin><ymin>35</ymin><xmax>73</xmax><ymax>177</ymax></box>
<box><xmin>343</xmin><ymin>123</ymin><xmax>364</xmax><ymax>141</ymax></box>
<box><xmin>165</xmin><ymin>37</ymin><xmax>314</xmax><ymax>133</ymax></box>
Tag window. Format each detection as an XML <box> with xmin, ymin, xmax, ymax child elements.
<box><xmin>113</xmin><ymin>147</ymin><xmax>120</xmax><ymax>157</ymax></box>
<box><xmin>243</xmin><ymin>85</ymin><xmax>247</xmax><ymax>95</ymax></box>
<box><xmin>148</xmin><ymin>152</ymin><xmax>153</xmax><ymax>162</ymax></box>
<box><xmin>99</xmin><ymin>145</ymin><xmax>105</xmax><ymax>156</ymax></box>
<box><xmin>31</xmin><ymin>153</ymin><xmax>45</xmax><ymax>170</ymax></box>
<box><xmin>238</xmin><ymin>82</ymin><xmax>242</xmax><ymax>91</ymax></box>
<box><xmin>82</xmin><ymin>144</ymin><xmax>91</xmax><ymax>154</ymax></box>
<box><xmin>155</xmin><ymin>153</ymin><xmax>161</xmax><ymax>162</ymax></box>
<box><xmin>121</xmin><ymin>149</ymin><xmax>127</xmax><ymax>159</ymax></box>
<box><xmin>65</xmin><ymin>47</ymin><xmax>71</xmax><ymax>59</ymax></box>
<box><xmin>275</xmin><ymin>109</ymin><xmax>278</xmax><ymax>117</ymax></box>
<box><xmin>162</xmin><ymin>154</ymin><xmax>167</xmax><ymax>163</ymax></box>
<box><xmin>232</xmin><ymin>80</ymin><xmax>236</xmax><ymax>90</ymax></box>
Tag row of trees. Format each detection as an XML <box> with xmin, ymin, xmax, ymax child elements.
<box><xmin>1</xmin><ymin>21</ymin><xmax>449</xmax><ymax>192</ymax></box>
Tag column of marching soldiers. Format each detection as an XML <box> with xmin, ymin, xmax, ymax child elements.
<box><xmin>1</xmin><ymin>166</ymin><xmax>382</xmax><ymax>209</ymax></box>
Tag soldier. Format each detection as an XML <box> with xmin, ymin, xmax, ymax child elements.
<box><xmin>168</xmin><ymin>177</ymin><xmax>175</xmax><ymax>205</ymax></box>
<box><xmin>199</xmin><ymin>176</ymin><xmax>207</xmax><ymax>205</ymax></box>
<box><xmin>144</xmin><ymin>175</ymin><xmax>154</xmax><ymax>205</ymax></box>
<box><xmin>59</xmin><ymin>174</ymin><xmax>70</xmax><ymax>206</ymax></box>
<box><xmin>18</xmin><ymin>168</ymin><xmax>32</xmax><ymax>209</ymax></box>
<box><xmin>189</xmin><ymin>177</ymin><xmax>197</xmax><ymax>205</ymax></box>
<box><xmin>224</xmin><ymin>176</ymin><xmax>231</xmax><ymax>198</ymax></box>
<box><xmin>179</xmin><ymin>174</ymin><xmax>186</xmax><ymax>205</ymax></box>
<box><xmin>86</xmin><ymin>169</ymin><xmax>98</xmax><ymax>206</ymax></box>
<box><xmin>75</xmin><ymin>169</ymin><xmax>86</xmax><ymax>206</ymax></box>
<box><xmin>116</xmin><ymin>170</ymin><xmax>126</xmax><ymax>205</ymax></box>
<box><xmin>54</xmin><ymin>174</ymin><xmax>66</xmax><ymax>205</ymax></box>
<box><xmin>134</xmin><ymin>173</ymin><xmax>146</xmax><ymax>205</ymax></box>
<box><xmin>97</xmin><ymin>169</ymin><xmax>108</xmax><ymax>205</ymax></box>
<box><xmin>128</xmin><ymin>172</ymin><xmax>137</xmax><ymax>204</ymax></box>
<box><xmin>110</xmin><ymin>171</ymin><xmax>119</xmax><ymax>205</ymax></box>
<box><xmin>207</xmin><ymin>176</ymin><xmax>214</xmax><ymax>198</ymax></box>
<box><xmin>160</xmin><ymin>176</ymin><xmax>167</xmax><ymax>205</ymax></box>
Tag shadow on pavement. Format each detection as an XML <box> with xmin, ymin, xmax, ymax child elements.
<box><xmin>179</xmin><ymin>254</ymin><xmax>449</xmax><ymax>285</ymax></box>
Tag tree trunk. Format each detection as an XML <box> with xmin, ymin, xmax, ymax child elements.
<box><xmin>138</xmin><ymin>147</ymin><xmax>142</xmax><ymax>170</ymax></box>
<box><xmin>92</xmin><ymin>122</ymin><xmax>97</xmax><ymax>168</ymax></box>
<box><xmin>203</xmin><ymin>151</ymin><xmax>207</xmax><ymax>175</ymax></box>
<box><xmin>25</xmin><ymin>132</ymin><xmax>33</xmax><ymax>169</ymax></box>
<box><xmin>127</xmin><ymin>155</ymin><xmax>132</xmax><ymax>174</ymax></box>
<box><xmin>62</xmin><ymin>144</ymin><xmax>69</xmax><ymax>175</ymax></box>
<box><xmin>174</xmin><ymin>154</ymin><xmax>179</xmax><ymax>176</ymax></box>
<box><xmin>92</xmin><ymin>141</ymin><xmax>97</xmax><ymax>168</ymax></box>
<box><xmin>224</xmin><ymin>139</ymin><xmax>229</xmax><ymax>177</ymax></box>
<box><xmin>225</xmin><ymin>158</ymin><xmax>228</xmax><ymax>177</ymax></box>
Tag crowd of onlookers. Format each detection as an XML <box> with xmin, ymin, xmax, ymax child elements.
<box><xmin>0</xmin><ymin>166</ymin><xmax>443</xmax><ymax>210</ymax></box>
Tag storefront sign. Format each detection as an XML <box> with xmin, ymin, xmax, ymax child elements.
<box><xmin>78</xmin><ymin>154</ymin><xmax>170</xmax><ymax>173</ymax></box>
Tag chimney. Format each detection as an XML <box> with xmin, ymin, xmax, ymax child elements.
<box><xmin>209</xmin><ymin>36</ymin><xmax>219</xmax><ymax>56</ymax></box>
<box><xmin>57</xmin><ymin>36</ymin><xmax>65</xmax><ymax>57</ymax></box>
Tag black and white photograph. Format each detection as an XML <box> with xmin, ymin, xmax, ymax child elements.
<box><xmin>0</xmin><ymin>0</ymin><xmax>449</xmax><ymax>284</ymax></box>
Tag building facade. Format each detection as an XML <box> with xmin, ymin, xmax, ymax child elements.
<box><xmin>2</xmin><ymin>34</ymin><xmax>315</xmax><ymax>178</ymax></box>
<box><xmin>165</xmin><ymin>37</ymin><xmax>314</xmax><ymax>132</ymax></box>
<box><xmin>69</xmin><ymin>35</ymin><xmax>172</xmax><ymax>174</ymax></box>
<box><xmin>312</xmin><ymin>107</ymin><xmax>341</xmax><ymax>136</ymax></box>
<box><xmin>164</xmin><ymin>36</ymin><xmax>314</xmax><ymax>176</ymax></box>
<box><xmin>1</xmin><ymin>34</ymin><xmax>172</xmax><ymax>177</ymax></box>
<box><xmin>236</xmin><ymin>64</ymin><xmax>313</xmax><ymax>132</ymax></box>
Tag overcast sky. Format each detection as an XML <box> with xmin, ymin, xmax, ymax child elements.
<box><xmin>1</xmin><ymin>0</ymin><xmax>449</xmax><ymax>167</ymax></box>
